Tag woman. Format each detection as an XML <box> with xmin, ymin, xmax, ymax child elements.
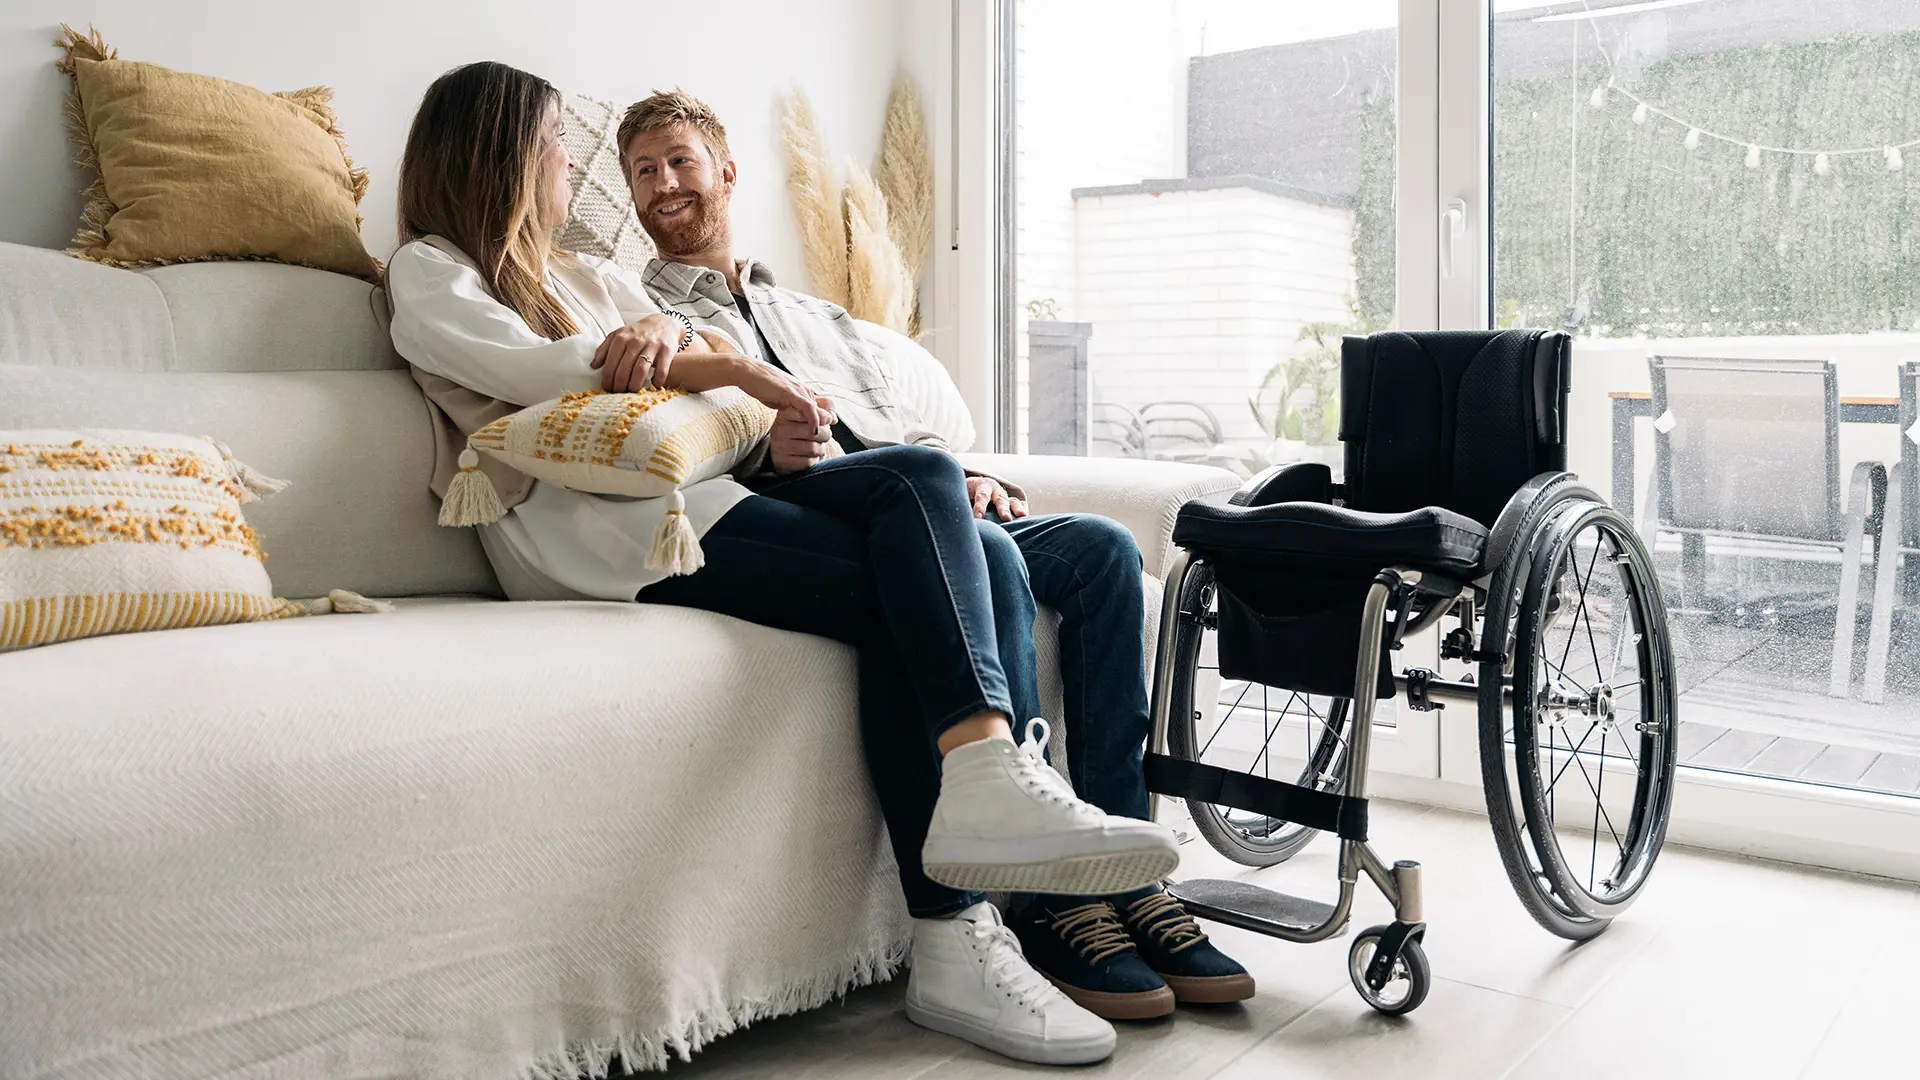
<box><xmin>386</xmin><ymin>62</ymin><xmax>1177</xmax><ymax>1066</ymax></box>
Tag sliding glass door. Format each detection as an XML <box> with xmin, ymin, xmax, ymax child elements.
<box><xmin>995</xmin><ymin>0</ymin><xmax>1920</xmax><ymax>865</ymax></box>
<box><xmin>1005</xmin><ymin>0</ymin><xmax>1443</xmax><ymax>778</ymax></box>
<box><xmin>1489</xmin><ymin>0</ymin><xmax>1920</xmax><ymax>800</ymax></box>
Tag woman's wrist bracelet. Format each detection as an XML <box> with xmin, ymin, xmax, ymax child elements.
<box><xmin>666</xmin><ymin>310</ymin><xmax>696</xmax><ymax>353</ymax></box>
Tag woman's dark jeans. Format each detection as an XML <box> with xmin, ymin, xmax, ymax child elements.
<box><xmin>638</xmin><ymin>445</ymin><xmax>1152</xmax><ymax>917</ymax></box>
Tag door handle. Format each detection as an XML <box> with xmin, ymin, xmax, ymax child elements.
<box><xmin>1440</xmin><ymin>199</ymin><xmax>1467</xmax><ymax>280</ymax></box>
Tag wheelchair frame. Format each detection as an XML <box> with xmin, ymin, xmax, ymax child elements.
<box><xmin>1139</xmin><ymin>330</ymin><xmax>1680</xmax><ymax>1016</ymax></box>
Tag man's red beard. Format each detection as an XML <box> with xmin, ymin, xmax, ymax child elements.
<box><xmin>642</xmin><ymin>189</ymin><xmax>728</xmax><ymax>259</ymax></box>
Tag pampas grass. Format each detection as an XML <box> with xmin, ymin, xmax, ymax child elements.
<box><xmin>876</xmin><ymin>74</ymin><xmax>933</xmax><ymax>289</ymax></box>
<box><xmin>780</xmin><ymin>90</ymin><xmax>851</xmax><ymax>309</ymax></box>
<box><xmin>845</xmin><ymin>162</ymin><xmax>912</xmax><ymax>334</ymax></box>
<box><xmin>782</xmin><ymin>76</ymin><xmax>930</xmax><ymax>333</ymax></box>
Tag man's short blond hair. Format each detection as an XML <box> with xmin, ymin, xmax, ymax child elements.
<box><xmin>617</xmin><ymin>88</ymin><xmax>730</xmax><ymax>172</ymax></box>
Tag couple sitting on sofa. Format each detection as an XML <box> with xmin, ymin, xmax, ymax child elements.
<box><xmin>385</xmin><ymin>62</ymin><xmax>1251</xmax><ymax>1066</ymax></box>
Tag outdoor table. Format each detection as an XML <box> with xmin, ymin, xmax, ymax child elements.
<box><xmin>1609</xmin><ymin>390</ymin><xmax>1902</xmax><ymax>521</ymax></box>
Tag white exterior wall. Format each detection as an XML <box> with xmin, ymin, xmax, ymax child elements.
<box><xmin>1013</xmin><ymin>0</ymin><xmax>1191</xmax><ymax>450</ymax></box>
<box><xmin>1071</xmin><ymin>185</ymin><xmax>1358</xmax><ymax>452</ymax></box>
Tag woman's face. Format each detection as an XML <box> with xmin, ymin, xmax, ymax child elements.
<box><xmin>536</xmin><ymin>103</ymin><xmax>577</xmax><ymax>231</ymax></box>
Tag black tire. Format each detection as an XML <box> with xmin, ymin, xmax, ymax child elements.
<box><xmin>1348</xmin><ymin>928</ymin><xmax>1431</xmax><ymax>1016</ymax></box>
<box><xmin>1479</xmin><ymin>499</ymin><xmax>1678</xmax><ymax>939</ymax></box>
<box><xmin>1480</xmin><ymin>484</ymin><xmax>1610</xmax><ymax>941</ymax></box>
<box><xmin>1165</xmin><ymin>559</ymin><xmax>1352</xmax><ymax>867</ymax></box>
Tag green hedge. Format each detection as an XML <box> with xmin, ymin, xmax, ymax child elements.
<box><xmin>1355</xmin><ymin>32</ymin><xmax>1920</xmax><ymax>337</ymax></box>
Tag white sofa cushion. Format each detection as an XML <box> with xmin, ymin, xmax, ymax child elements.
<box><xmin>0</xmin><ymin>243</ymin><xmax>176</xmax><ymax>371</ymax></box>
<box><xmin>0</xmin><ymin>364</ymin><xmax>497</xmax><ymax>599</ymax></box>
<box><xmin>143</xmin><ymin>260</ymin><xmax>401</xmax><ymax>373</ymax></box>
<box><xmin>0</xmin><ymin>597</ymin><xmax>911</xmax><ymax>1078</ymax></box>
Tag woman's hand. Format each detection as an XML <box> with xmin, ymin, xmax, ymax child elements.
<box><xmin>661</xmin><ymin>352</ymin><xmax>831</xmax><ymax>430</ymax></box>
<box><xmin>592</xmin><ymin>313</ymin><xmax>686</xmax><ymax>392</ymax></box>
<box><xmin>769</xmin><ymin>397</ymin><xmax>839</xmax><ymax>474</ymax></box>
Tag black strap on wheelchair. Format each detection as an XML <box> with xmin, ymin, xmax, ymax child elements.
<box><xmin>1144</xmin><ymin>753</ymin><xmax>1369</xmax><ymax>841</ymax></box>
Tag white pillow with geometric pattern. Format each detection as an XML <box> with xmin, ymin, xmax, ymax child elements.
<box><xmin>553</xmin><ymin>90</ymin><xmax>655</xmax><ymax>273</ymax></box>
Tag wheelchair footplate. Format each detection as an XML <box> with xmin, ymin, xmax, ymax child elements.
<box><xmin>1146</xmin><ymin>750</ymin><xmax>1433</xmax><ymax>1015</ymax></box>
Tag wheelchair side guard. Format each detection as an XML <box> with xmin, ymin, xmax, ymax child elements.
<box><xmin>1229</xmin><ymin>460</ymin><xmax>1336</xmax><ymax>508</ymax></box>
<box><xmin>1144</xmin><ymin>752</ymin><xmax>1368</xmax><ymax>841</ymax></box>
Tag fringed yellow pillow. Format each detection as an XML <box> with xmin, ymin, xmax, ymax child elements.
<box><xmin>440</xmin><ymin>388</ymin><xmax>776</xmax><ymax>575</ymax></box>
<box><xmin>54</xmin><ymin>24</ymin><xmax>381</xmax><ymax>281</ymax></box>
<box><xmin>0</xmin><ymin>431</ymin><xmax>305</xmax><ymax>650</ymax></box>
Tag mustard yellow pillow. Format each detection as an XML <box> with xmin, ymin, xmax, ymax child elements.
<box><xmin>55</xmin><ymin>25</ymin><xmax>381</xmax><ymax>281</ymax></box>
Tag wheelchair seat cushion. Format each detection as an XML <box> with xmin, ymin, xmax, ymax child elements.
<box><xmin>1172</xmin><ymin>500</ymin><xmax>1488</xmax><ymax>578</ymax></box>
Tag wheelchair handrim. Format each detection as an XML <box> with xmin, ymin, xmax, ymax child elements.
<box><xmin>1511</xmin><ymin>501</ymin><xmax>1678</xmax><ymax>918</ymax></box>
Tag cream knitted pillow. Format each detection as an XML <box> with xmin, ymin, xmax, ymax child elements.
<box><xmin>440</xmin><ymin>387</ymin><xmax>775</xmax><ymax>575</ymax></box>
<box><xmin>0</xmin><ymin>430</ymin><xmax>304</xmax><ymax>650</ymax></box>
<box><xmin>553</xmin><ymin>90</ymin><xmax>655</xmax><ymax>273</ymax></box>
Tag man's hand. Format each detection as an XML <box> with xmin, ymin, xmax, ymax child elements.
<box><xmin>968</xmin><ymin>476</ymin><xmax>1028</xmax><ymax>521</ymax></box>
<box><xmin>592</xmin><ymin>313</ymin><xmax>685</xmax><ymax>392</ymax></box>
<box><xmin>769</xmin><ymin>396</ymin><xmax>838</xmax><ymax>474</ymax></box>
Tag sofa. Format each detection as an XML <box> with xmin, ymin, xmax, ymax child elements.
<box><xmin>0</xmin><ymin>239</ymin><xmax>1240</xmax><ymax>1080</ymax></box>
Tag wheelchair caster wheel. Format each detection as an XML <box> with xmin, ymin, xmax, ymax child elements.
<box><xmin>1348</xmin><ymin>926</ymin><xmax>1430</xmax><ymax>1016</ymax></box>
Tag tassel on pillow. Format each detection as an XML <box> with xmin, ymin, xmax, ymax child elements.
<box><xmin>206</xmin><ymin>437</ymin><xmax>290</xmax><ymax>502</ymax></box>
<box><xmin>439</xmin><ymin>447</ymin><xmax>506</xmax><ymax>527</ymax></box>
<box><xmin>645</xmin><ymin>488</ymin><xmax>704</xmax><ymax>576</ymax></box>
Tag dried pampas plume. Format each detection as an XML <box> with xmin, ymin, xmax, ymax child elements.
<box><xmin>876</xmin><ymin>74</ymin><xmax>933</xmax><ymax>289</ymax></box>
<box><xmin>845</xmin><ymin>162</ymin><xmax>913</xmax><ymax>334</ymax></box>
<box><xmin>780</xmin><ymin>90</ymin><xmax>851</xmax><ymax>309</ymax></box>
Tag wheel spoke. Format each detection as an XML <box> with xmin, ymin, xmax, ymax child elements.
<box><xmin>1199</xmin><ymin>677</ymin><xmax>1256</xmax><ymax>758</ymax></box>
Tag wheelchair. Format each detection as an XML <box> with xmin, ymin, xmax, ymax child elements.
<box><xmin>1143</xmin><ymin>329</ymin><xmax>1679</xmax><ymax>1016</ymax></box>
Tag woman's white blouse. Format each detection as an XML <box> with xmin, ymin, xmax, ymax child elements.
<box><xmin>387</xmin><ymin>238</ymin><xmax>752</xmax><ymax>600</ymax></box>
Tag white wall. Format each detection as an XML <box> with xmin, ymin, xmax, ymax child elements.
<box><xmin>1073</xmin><ymin>184</ymin><xmax>1356</xmax><ymax>450</ymax></box>
<box><xmin>0</xmin><ymin>0</ymin><xmax>901</xmax><ymax>289</ymax></box>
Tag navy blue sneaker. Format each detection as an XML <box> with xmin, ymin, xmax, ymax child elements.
<box><xmin>1007</xmin><ymin>896</ymin><xmax>1175</xmax><ymax>1020</ymax></box>
<box><xmin>1117</xmin><ymin>887</ymin><xmax>1255</xmax><ymax>1005</ymax></box>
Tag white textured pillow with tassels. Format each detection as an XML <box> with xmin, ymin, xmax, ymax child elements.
<box><xmin>440</xmin><ymin>387</ymin><xmax>776</xmax><ymax>575</ymax></box>
<box><xmin>0</xmin><ymin>430</ymin><xmax>304</xmax><ymax>650</ymax></box>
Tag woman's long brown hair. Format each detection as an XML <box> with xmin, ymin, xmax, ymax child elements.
<box><xmin>397</xmin><ymin>62</ymin><xmax>579</xmax><ymax>340</ymax></box>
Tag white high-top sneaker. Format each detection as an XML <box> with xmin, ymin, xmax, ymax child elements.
<box><xmin>922</xmin><ymin>718</ymin><xmax>1179</xmax><ymax>895</ymax></box>
<box><xmin>905</xmin><ymin>901</ymin><xmax>1116</xmax><ymax>1065</ymax></box>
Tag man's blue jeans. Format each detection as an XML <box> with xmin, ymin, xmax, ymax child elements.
<box><xmin>637</xmin><ymin>446</ymin><xmax>1152</xmax><ymax>916</ymax></box>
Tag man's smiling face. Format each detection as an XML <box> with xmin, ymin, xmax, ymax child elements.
<box><xmin>624</xmin><ymin>121</ymin><xmax>734</xmax><ymax>259</ymax></box>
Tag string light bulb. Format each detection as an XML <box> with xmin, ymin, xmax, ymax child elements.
<box><xmin>1684</xmin><ymin>128</ymin><xmax>1702</xmax><ymax>151</ymax></box>
<box><xmin>1887</xmin><ymin>146</ymin><xmax>1904</xmax><ymax>171</ymax></box>
<box><xmin>1590</xmin><ymin>84</ymin><xmax>1608</xmax><ymax>110</ymax></box>
<box><xmin>1632</xmin><ymin>102</ymin><xmax>1650</xmax><ymax>125</ymax></box>
<box><xmin>1745</xmin><ymin>143</ymin><xmax>1762</xmax><ymax>169</ymax></box>
<box><xmin>1814</xmin><ymin>153</ymin><xmax>1831</xmax><ymax>175</ymax></box>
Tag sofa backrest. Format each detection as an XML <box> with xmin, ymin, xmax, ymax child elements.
<box><xmin>0</xmin><ymin>242</ymin><xmax>499</xmax><ymax>599</ymax></box>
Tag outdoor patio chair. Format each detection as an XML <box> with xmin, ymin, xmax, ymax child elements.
<box><xmin>1862</xmin><ymin>361</ymin><xmax>1919</xmax><ymax>705</ymax></box>
<box><xmin>1139</xmin><ymin>402</ymin><xmax>1245</xmax><ymax>472</ymax></box>
<box><xmin>1646</xmin><ymin>356</ymin><xmax>1886</xmax><ymax>699</ymax></box>
<box><xmin>1091</xmin><ymin>400</ymin><xmax>1150</xmax><ymax>458</ymax></box>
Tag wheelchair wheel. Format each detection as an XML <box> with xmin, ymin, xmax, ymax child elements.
<box><xmin>1479</xmin><ymin>500</ymin><xmax>1678</xmax><ymax>940</ymax></box>
<box><xmin>1166</xmin><ymin>559</ymin><xmax>1352</xmax><ymax>867</ymax></box>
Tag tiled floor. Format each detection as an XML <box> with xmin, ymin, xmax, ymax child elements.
<box><xmin>659</xmin><ymin>800</ymin><xmax>1917</xmax><ymax>1080</ymax></box>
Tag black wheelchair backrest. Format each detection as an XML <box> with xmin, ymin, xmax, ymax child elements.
<box><xmin>1339</xmin><ymin>329</ymin><xmax>1572</xmax><ymax>528</ymax></box>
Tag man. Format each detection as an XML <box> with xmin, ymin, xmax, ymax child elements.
<box><xmin>615</xmin><ymin>89</ymin><xmax>1253</xmax><ymax>1048</ymax></box>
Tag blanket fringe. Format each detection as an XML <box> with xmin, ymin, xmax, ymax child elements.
<box><xmin>514</xmin><ymin>935</ymin><xmax>911</xmax><ymax>1079</ymax></box>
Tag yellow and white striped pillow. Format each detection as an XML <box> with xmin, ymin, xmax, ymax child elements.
<box><xmin>438</xmin><ymin>386</ymin><xmax>777</xmax><ymax>576</ymax></box>
<box><xmin>465</xmin><ymin>386</ymin><xmax>775</xmax><ymax>500</ymax></box>
<box><xmin>0</xmin><ymin>430</ymin><xmax>302</xmax><ymax>650</ymax></box>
